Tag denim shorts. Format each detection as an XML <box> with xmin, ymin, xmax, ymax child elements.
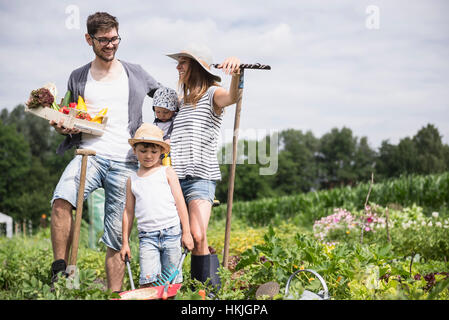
<box><xmin>51</xmin><ymin>155</ymin><xmax>138</xmax><ymax>251</ymax></box>
<box><xmin>179</xmin><ymin>177</ymin><xmax>216</xmax><ymax>205</ymax></box>
<box><xmin>138</xmin><ymin>224</ymin><xmax>183</xmax><ymax>285</ymax></box>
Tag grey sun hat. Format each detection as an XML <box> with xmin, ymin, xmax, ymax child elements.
<box><xmin>152</xmin><ymin>87</ymin><xmax>180</xmax><ymax>112</ymax></box>
<box><xmin>166</xmin><ymin>43</ymin><xmax>222</xmax><ymax>83</ymax></box>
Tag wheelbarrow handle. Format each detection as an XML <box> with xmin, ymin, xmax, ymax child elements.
<box><xmin>284</xmin><ymin>269</ymin><xmax>329</xmax><ymax>299</ymax></box>
<box><xmin>125</xmin><ymin>254</ymin><xmax>135</xmax><ymax>291</ymax></box>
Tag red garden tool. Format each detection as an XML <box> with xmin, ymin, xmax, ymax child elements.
<box><xmin>212</xmin><ymin>63</ymin><xmax>271</xmax><ymax>268</ymax></box>
<box><xmin>117</xmin><ymin>248</ymin><xmax>189</xmax><ymax>300</ymax></box>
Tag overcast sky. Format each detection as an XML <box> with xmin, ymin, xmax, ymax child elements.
<box><xmin>1</xmin><ymin>0</ymin><xmax>448</xmax><ymax>149</ymax></box>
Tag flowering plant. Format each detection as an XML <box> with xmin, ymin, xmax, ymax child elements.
<box><xmin>313</xmin><ymin>208</ymin><xmax>358</xmax><ymax>243</ymax></box>
<box><xmin>313</xmin><ymin>206</ymin><xmax>387</xmax><ymax>244</ymax></box>
<box><xmin>313</xmin><ymin>204</ymin><xmax>449</xmax><ymax>261</ymax></box>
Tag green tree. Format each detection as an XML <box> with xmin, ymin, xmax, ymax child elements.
<box><xmin>397</xmin><ymin>137</ymin><xmax>419</xmax><ymax>173</ymax></box>
<box><xmin>216</xmin><ymin>139</ymin><xmax>276</xmax><ymax>202</ymax></box>
<box><xmin>376</xmin><ymin>124</ymin><xmax>447</xmax><ymax>178</ymax></box>
<box><xmin>412</xmin><ymin>124</ymin><xmax>447</xmax><ymax>174</ymax></box>
<box><xmin>318</xmin><ymin>127</ymin><xmax>358</xmax><ymax>188</ymax></box>
<box><xmin>274</xmin><ymin>129</ymin><xmax>319</xmax><ymax>194</ymax></box>
<box><xmin>353</xmin><ymin>136</ymin><xmax>377</xmax><ymax>181</ymax></box>
<box><xmin>376</xmin><ymin>140</ymin><xmax>399</xmax><ymax>178</ymax></box>
<box><xmin>0</xmin><ymin>105</ymin><xmax>73</xmax><ymax>229</ymax></box>
<box><xmin>0</xmin><ymin>121</ymin><xmax>32</xmax><ymax>221</ymax></box>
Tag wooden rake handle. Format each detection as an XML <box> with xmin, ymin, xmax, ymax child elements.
<box><xmin>68</xmin><ymin>149</ymin><xmax>96</xmax><ymax>269</ymax></box>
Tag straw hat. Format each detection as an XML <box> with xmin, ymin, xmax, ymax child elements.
<box><xmin>128</xmin><ymin>123</ymin><xmax>170</xmax><ymax>154</ymax></box>
<box><xmin>166</xmin><ymin>44</ymin><xmax>221</xmax><ymax>82</ymax></box>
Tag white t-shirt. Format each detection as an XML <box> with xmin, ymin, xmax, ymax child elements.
<box><xmin>130</xmin><ymin>166</ymin><xmax>180</xmax><ymax>232</ymax></box>
<box><xmin>80</xmin><ymin>64</ymin><xmax>131</xmax><ymax>161</ymax></box>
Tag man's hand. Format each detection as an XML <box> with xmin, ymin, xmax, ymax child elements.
<box><xmin>50</xmin><ymin>119</ymin><xmax>81</xmax><ymax>135</ymax></box>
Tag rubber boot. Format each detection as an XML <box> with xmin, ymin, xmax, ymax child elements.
<box><xmin>209</xmin><ymin>254</ymin><xmax>221</xmax><ymax>290</ymax></box>
<box><xmin>190</xmin><ymin>254</ymin><xmax>211</xmax><ymax>283</ymax></box>
<box><xmin>50</xmin><ymin>259</ymin><xmax>67</xmax><ymax>289</ymax></box>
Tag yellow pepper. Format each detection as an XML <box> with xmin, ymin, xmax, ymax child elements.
<box><xmin>91</xmin><ymin>108</ymin><xmax>108</xmax><ymax>123</ymax></box>
<box><xmin>77</xmin><ymin>96</ymin><xmax>88</xmax><ymax>112</ymax></box>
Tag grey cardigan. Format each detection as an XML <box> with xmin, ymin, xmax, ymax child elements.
<box><xmin>56</xmin><ymin>60</ymin><xmax>161</xmax><ymax>160</ymax></box>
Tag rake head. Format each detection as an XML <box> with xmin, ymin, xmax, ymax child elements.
<box><xmin>149</xmin><ymin>263</ymin><xmax>179</xmax><ymax>287</ymax></box>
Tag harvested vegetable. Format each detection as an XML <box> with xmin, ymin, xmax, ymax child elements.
<box><xmin>76</xmin><ymin>112</ymin><xmax>92</xmax><ymax>121</ymax></box>
<box><xmin>91</xmin><ymin>108</ymin><xmax>108</xmax><ymax>123</ymax></box>
<box><xmin>61</xmin><ymin>90</ymin><xmax>71</xmax><ymax>108</ymax></box>
<box><xmin>27</xmin><ymin>88</ymin><xmax>54</xmax><ymax>109</ymax></box>
<box><xmin>77</xmin><ymin>96</ymin><xmax>88</xmax><ymax>112</ymax></box>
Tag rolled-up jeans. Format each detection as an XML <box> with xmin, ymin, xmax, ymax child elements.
<box><xmin>138</xmin><ymin>224</ymin><xmax>183</xmax><ymax>285</ymax></box>
<box><xmin>51</xmin><ymin>154</ymin><xmax>138</xmax><ymax>251</ymax></box>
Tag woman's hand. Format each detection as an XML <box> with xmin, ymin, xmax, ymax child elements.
<box><xmin>217</xmin><ymin>56</ymin><xmax>241</xmax><ymax>75</ymax></box>
<box><xmin>50</xmin><ymin>119</ymin><xmax>81</xmax><ymax>136</ymax></box>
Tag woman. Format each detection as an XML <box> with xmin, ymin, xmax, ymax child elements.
<box><xmin>167</xmin><ymin>45</ymin><xmax>240</xmax><ymax>285</ymax></box>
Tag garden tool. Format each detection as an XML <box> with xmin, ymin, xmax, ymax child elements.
<box><xmin>66</xmin><ymin>149</ymin><xmax>96</xmax><ymax>280</ymax></box>
<box><xmin>118</xmin><ymin>249</ymin><xmax>188</xmax><ymax>300</ymax></box>
<box><xmin>150</xmin><ymin>247</ymin><xmax>189</xmax><ymax>287</ymax></box>
<box><xmin>284</xmin><ymin>269</ymin><xmax>330</xmax><ymax>300</ymax></box>
<box><xmin>212</xmin><ymin>63</ymin><xmax>271</xmax><ymax>268</ymax></box>
<box><xmin>118</xmin><ymin>254</ymin><xmax>160</xmax><ymax>300</ymax></box>
<box><xmin>125</xmin><ymin>254</ymin><xmax>135</xmax><ymax>290</ymax></box>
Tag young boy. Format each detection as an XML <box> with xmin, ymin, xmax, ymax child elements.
<box><xmin>120</xmin><ymin>123</ymin><xmax>194</xmax><ymax>287</ymax></box>
<box><xmin>152</xmin><ymin>86</ymin><xmax>179</xmax><ymax>143</ymax></box>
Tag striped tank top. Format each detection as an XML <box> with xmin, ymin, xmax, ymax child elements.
<box><xmin>171</xmin><ymin>86</ymin><xmax>222</xmax><ymax>181</ymax></box>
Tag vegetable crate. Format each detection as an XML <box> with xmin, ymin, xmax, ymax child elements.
<box><xmin>25</xmin><ymin>106</ymin><xmax>108</xmax><ymax>136</ymax></box>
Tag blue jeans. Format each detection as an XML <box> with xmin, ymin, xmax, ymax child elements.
<box><xmin>138</xmin><ymin>224</ymin><xmax>183</xmax><ymax>285</ymax></box>
<box><xmin>51</xmin><ymin>155</ymin><xmax>138</xmax><ymax>251</ymax></box>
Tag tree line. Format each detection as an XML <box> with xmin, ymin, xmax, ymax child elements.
<box><xmin>215</xmin><ymin>123</ymin><xmax>449</xmax><ymax>202</ymax></box>
<box><xmin>1</xmin><ymin>104</ymin><xmax>449</xmax><ymax>228</ymax></box>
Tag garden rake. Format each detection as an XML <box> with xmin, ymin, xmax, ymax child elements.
<box><xmin>150</xmin><ymin>247</ymin><xmax>189</xmax><ymax>287</ymax></box>
<box><xmin>118</xmin><ymin>248</ymin><xmax>188</xmax><ymax>300</ymax></box>
<box><xmin>211</xmin><ymin>63</ymin><xmax>271</xmax><ymax>268</ymax></box>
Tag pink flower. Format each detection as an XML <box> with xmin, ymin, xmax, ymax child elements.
<box><xmin>365</xmin><ymin>226</ymin><xmax>371</xmax><ymax>232</ymax></box>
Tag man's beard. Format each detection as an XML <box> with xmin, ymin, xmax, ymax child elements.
<box><xmin>93</xmin><ymin>44</ymin><xmax>116</xmax><ymax>62</ymax></box>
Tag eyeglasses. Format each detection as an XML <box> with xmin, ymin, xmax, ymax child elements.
<box><xmin>89</xmin><ymin>34</ymin><xmax>121</xmax><ymax>46</ymax></box>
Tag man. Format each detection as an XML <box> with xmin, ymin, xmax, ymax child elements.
<box><xmin>50</xmin><ymin>12</ymin><xmax>161</xmax><ymax>292</ymax></box>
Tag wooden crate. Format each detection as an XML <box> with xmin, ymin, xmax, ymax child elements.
<box><xmin>25</xmin><ymin>106</ymin><xmax>108</xmax><ymax>136</ymax></box>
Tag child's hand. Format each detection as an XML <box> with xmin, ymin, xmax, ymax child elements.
<box><xmin>120</xmin><ymin>245</ymin><xmax>131</xmax><ymax>262</ymax></box>
<box><xmin>182</xmin><ymin>232</ymin><xmax>194</xmax><ymax>252</ymax></box>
